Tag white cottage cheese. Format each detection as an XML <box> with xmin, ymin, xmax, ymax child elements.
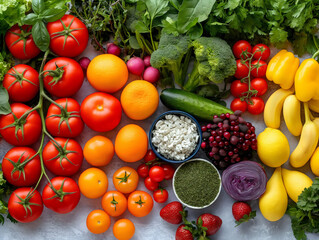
<box><xmin>151</xmin><ymin>114</ymin><xmax>199</xmax><ymax>161</ymax></box>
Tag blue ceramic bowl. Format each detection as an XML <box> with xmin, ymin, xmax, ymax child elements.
<box><xmin>149</xmin><ymin>110</ymin><xmax>202</xmax><ymax>164</ymax></box>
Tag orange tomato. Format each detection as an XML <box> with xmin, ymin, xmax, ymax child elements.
<box><xmin>113</xmin><ymin>219</ymin><xmax>135</xmax><ymax>240</ymax></box>
<box><xmin>83</xmin><ymin>136</ymin><xmax>114</xmax><ymax>167</ymax></box>
<box><xmin>127</xmin><ymin>190</ymin><xmax>153</xmax><ymax>217</ymax></box>
<box><xmin>113</xmin><ymin>167</ymin><xmax>139</xmax><ymax>194</ymax></box>
<box><xmin>78</xmin><ymin>168</ymin><xmax>108</xmax><ymax>199</ymax></box>
<box><xmin>86</xmin><ymin>209</ymin><xmax>111</xmax><ymax>234</ymax></box>
<box><xmin>102</xmin><ymin>191</ymin><xmax>127</xmax><ymax>217</ymax></box>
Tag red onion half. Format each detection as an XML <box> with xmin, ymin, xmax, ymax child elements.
<box><xmin>222</xmin><ymin>161</ymin><xmax>267</xmax><ymax>201</ymax></box>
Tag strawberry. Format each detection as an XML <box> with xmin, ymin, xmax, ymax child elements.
<box><xmin>197</xmin><ymin>213</ymin><xmax>222</xmax><ymax>236</ymax></box>
<box><xmin>160</xmin><ymin>201</ymin><xmax>183</xmax><ymax>224</ymax></box>
<box><xmin>176</xmin><ymin>224</ymin><xmax>194</xmax><ymax>240</ymax></box>
<box><xmin>232</xmin><ymin>202</ymin><xmax>256</xmax><ymax>226</ymax></box>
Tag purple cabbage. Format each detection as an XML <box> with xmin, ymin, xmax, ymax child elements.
<box><xmin>222</xmin><ymin>161</ymin><xmax>267</xmax><ymax>201</ymax></box>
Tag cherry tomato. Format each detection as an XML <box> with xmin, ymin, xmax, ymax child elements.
<box><xmin>47</xmin><ymin>14</ymin><xmax>89</xmax><ymax>57</ymax></box>
<box><xmin>251</xmin><ymin>60</ymin><xmax>267</xmax><ymax>78</ymax></box>
<box><xmin>251</xmin><ymin>78</ymin><xmax>268</xmax><ymax>96</ymax></box>
<box><xmin>144</xmin><ymin>149</ymin><xmax>157</xmax><ymax>164</ymax></box>
<box><xmin>102</xmin><ymin>191</ymin><xmax>127</xmax><ymax>217</ymax></box>
<box><xmin>42</xmin><ymin>177</ymin><xmax>80</xmax><ymax>214</ymax></box>
<box><xmin>144</xmin><ymin>177</ymin><xmax>159</xmax><ymax>191</ymax></box>
<box><xmin>8</xmin><ymin>187</ymin><xmax>43</xmax><ymax>223</ymax></box>
<box><xmin>80</xmin><ymin>92</ymin><xmax>122</xmax><ymax>132</ymax></box>
<box><xmin>113</xmin><ymin>167</ymin><xmax>139</xmax><ymax>194</ymax></box>
<box><xmin>153</xmin><ymin>189</ymin><xmax>169</xmax><ymax>203</ymax></box>
<box><xmin>230</xmin><ymin>98</ymin><xmax>247</xmax><ymax>112</ymax></box>
<box><xmin>162</xmin><ymin>164</ymin><xmax>175</xmax><ymax>180</ymax></box>
<box><xmin>137</xmin><ymin>163</ymin><xmax>149</xmax><ymax>178</ymax></box>
<box><xmin>234</xmin><ymin>59</ymin><xmax>249</xmax><ymax>79</ymax></box>
<box><xmin>247</xmin><ymin>97</ymin><xmax>265</xmax><ymax>115</ymax></box>
<box><xmin>113</xmin><ymin>219</ymin><xmax>135</xmax><ymax>240</ymax></box>
<box><xmin>149</xmin><ymin>166</ymin><xmax>165</xmax><ymax>182</ymax></box>
<box><xmin>3</xmin><ymin>64</ymin><xmax>39</xmax><ymax>102</ymax></box>
<box><xmin>253</xmin><ymin>44</ymin><xmax>270</xmax><ymax>61</ymax></box>
<box><xmin>46</xmin><ymin>98</ymin><xmax>84</xmax><ymax>138</ymax></box>
<box><xmin>232</xmin><ymin>40</ymin><xmax>252</xmax><ymax>59</ymax></box>
<box><xmin>86</xmin><ymin>210</ymin><xmax>111</xmax><ymax>234</ymax></box>
<box><xmin>43</xmin><ymin>57</ymin><xmax>84</xmax><ymax>97</ymax></box>
<box><xmin>0</xmin><ymin>103</ymin><xmax>42</xmax><ymax>146</ymax></box>
<box><xmin>79</xmin><ymin>168</ymin><xmax>108</xmax><ymax>199</ymax></box>
<box><xmin>2</xmin><ymin>147</ymin><xmax>41</xmax><ymax>187</ymax></box>
<box><xmin>5</xmin><ymin>25</ymin><xmax>40</xmax><ymax>60</ymax></box>
<box><xmin>43</xmin><ymin>138</ymin><xmax>83</xmax><ymax>176</ymax></box>
<box><xmin>230</xmin><ymin>80</ymin><xmax>248</xmax><ymax>98</ymax></box>
<box><xmin>127</xmin><ymin>190</ymin><xmax>153</xmax><ymax>217</ymax></box>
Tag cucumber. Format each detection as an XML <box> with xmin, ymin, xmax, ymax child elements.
<box><xmin>160</xmin><ymin>88</ymin><xmax>233</xmax><ymax>120</ymax></box>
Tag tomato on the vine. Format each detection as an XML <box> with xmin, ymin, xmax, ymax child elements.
<box><xmin>101</xmin><ymin>190</ymin><xmax>127</xmax><ymax>217</ymax></box>
<box><xmin>144</xmin><ymin>177</ymin><xmax>159</xmax><ymax>191</ymax></box>
<box><xmin>112</xmin><ymin>166</ymin><xmax>139</xmax><ymax>194</ymax></box>
<box><xmin>230</xmin><ymin>80</ymin><xmax>248</xmax><ymax>98</ymax></box>
<box><xmin>251</xmin><ymin>78</ymin><xmax>268</xmax><ymax>96</ymax></box>
<box><xmin>137</xmin><ymin>163</ymin><xmax>149</xmax><ymax>178</ymax></box>
<box><xmin>247</xmin><ymin>97</ymin><xmax>265</xmax><ymax>115</ymax></box>
<box><xmin>251</xmin><ymin>60</ymin><xmax>267</xmax><ymax>78</ymax></box>
<box><xmin>230</xmin><ymin>98</ymin><xmax>248</xmax><ymax>112</ymax></box>
<box><xmin>234</xmin><ymin>59</ymin><xmax>249</xmax><ymax>79</ymax></box>
<box><xmin>153</xmin><ymin>189</ymin><xmax>168</xmax><ymax>203</ymax></box>
<box><xmin>128</xmin><ymin>190</ymin><xmax>153</xmax><ymax>217</ymax></box>
<box><xmin>0</xmin><ymin>103</ymin><xmax>42</xmax><ymax>146</ymax></box>
<box><xmin>162</xmin><ymin>164</ymin><xmax>175</xmax><ymax>180</ymax></box>
<box><xmin>47</xmin><ymin>14</ymin><xmax>89</xmax><ymax>57</ymax></box>
<box><xmin>149</xmin><ymin>166</ymin><xmax>165</xmax><ymax>182</ymax></box>
<box><xmin>2</xmin><ymin>147</ymin><xmax>41</xmax><ymax>187</ymax></box>
<box><xmin>5</xmin><ymin>25</ymin><xmax>40</xmax><ymax>60</ymax></box>
<box><xmin>3</xmin><ymin>64</ymin><xmax>39</xmax><ymax>102</ymax></box>
<box><xmin>42</xmin><ymin>177</ymin><xmax>81</xmax><ymax>214</ymax></box>
<box><xmin>144</xmin><ymin>149</ymin><xmax>157</xmax><ymax>164</ymax></box>
<box><xmin>8</xmin><ymin>187</ymin><xmax>43</xmax><ymax>223</ymax></box>
<box><xmin>43</xmin><ymin>138</ymin><xmax>83</xmax><ymax>176</ymax></box>
<box><xmin>46</xmin><ymin>98</ymin><xmax>84</xmax><ymax>138</ymax></box>
<box><xmin>79</xmin><ymin>168</ymin><xmax>108</xmax><ymax>199</ymax></box>
<box><xmin>43</xmin><ymin>57</ymin><xmax>84</xmax><ymax>97</ymax></box>
<box><xmin>232</xmin><ymin>40</ymin><xmax>252</xmax><ymax>59</ymax></box>
<box><xmin>253</xmin><ymin>44</ymin><xmax>270</xmax><ymax>61</ymax></box>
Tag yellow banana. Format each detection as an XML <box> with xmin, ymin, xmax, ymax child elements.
<box><xmin>309</xmin><ymin>99</ymin><xmax>319</xmax><ymax>113</ymax></box>
<box><xmin>264</xmin><ymin>88</ymin><xmax>294</xmax><ymax>129</ymax></box>
<box><xmin>290</xmin><ymin>102</ymin><xmax>319</xmax><ymax>168</ymax></box>
<box><xmin>283</xmin><ymin>95</ymin><xmax>302</xmax><ymax>136</ymax></box>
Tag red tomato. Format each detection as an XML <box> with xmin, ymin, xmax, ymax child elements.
<box><xmin>8</xmin><ymin>187</ymin><xmax>43</xmax><ymax>223</ymax></box>
<box><xmin>3</xmin><ymin>64</ymin><xmax>39</xmax><ymax>102</ymax></box>
<box><xmin>137</xmin><ymin>163</ymin><xmax>149</xmax><ymax>178</ymax></box>
<box><xmin>230</xmin><ymin>80</ymin><xmax>248</xmax><ymax>98</ymax></box>
<box><xmin>0</xmin><ymin>103</ymin><xmax>42</xmax><ymax>146</ymax></box>
<box><xmin>80</xmin><ymin>92</ymin><xmax>122</xmax><ymax>132</ymax></box>
<box><xmin>43</xmin><ymin>57</ymin><xmax>84</xmax><ymax>97</ymax></box>
<box><xmin>46</xmin><ymin>98</ymin><xmax>84</xmax><ymax>138</ymax></box>
<box><xmin>253</xmin><ymin>44</ymin><xmax>270</xmax><ymax>61</ymax></box>
<box><xmin>234</xmin><ymin>59</ymin><xmax>249</xmax><ymax>79</ymax></box>
<box><xmin>251</xmin><ymin>60</ymin><xmax>267</xmax><ymax>78</ymax></box>
<box><xmin>43</xmin><ymin>138</ymin><xmax>83</xmax><ymax>176</ymax></box>
<box><xmin>42</xmin><ymin>177</ymin><xmax>81</xmax><ymax>214</ymax></box>
<box><xmin>162</xmin><ymin>164</ymin><xmax>175</xmax><ymax>180</ymax></box>
<box><xmin>230</xmin><ymin>98</ymin><xmax>247</xmax><ymax>112</ymax></box>
<box><xmin>232</xmin><ymin>40</ymin><xmax>252</xmax><ymax>59</ymax></box>
<box><xmin>247</xmin><ymin>97</ymin><xmax>265</xmax><ymax>115</ymax></box>
<box><xmin>144</xmin><ymin>149</ymin><xmax>157</xmax><ymax>164</ymax></box>
<box><xmin>5</xmin><ymin>25</ymin><xmax>40</xmax><ymax>60</ymax></box>
<box><xmin>149</xmin><ymin>166</ymin><xmax>165</xmax><ymax>182</ymax></box>
<box><xmin>2</xmin><ymin>147</ymin><xmax>41</xmax><ymax>187</ymax></box>
<box><xmin>251</xmin><ymin>78</ymin><xmax>268</xmax><ymax>96</ymax></box>
<box><xmin>153</xmin><ymin>189</ymin><xmax>168</xmax><ymax>203</ymax></box>
<box><xmin>47</xmin><ymin>14</ymin><xmax>89</xmax><ymax>57</ymax></box>
<box><xmin>144</xmin><ymin>177</ymin><xmax>159</xmax><ymax>191</ymax></box>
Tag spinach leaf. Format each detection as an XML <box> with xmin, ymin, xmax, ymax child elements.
<box><xmin>144</xmin><ymin>0</ymin><xmax>170</xmax><ymax>21</ymax></box>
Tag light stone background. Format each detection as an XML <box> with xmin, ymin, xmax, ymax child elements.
<box><xmin>0</xmin><ymin>44</ymin><xmax>318</xmax><ymax>240</ymax></box>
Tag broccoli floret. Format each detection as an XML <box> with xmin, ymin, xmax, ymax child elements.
<box><xmin>183</xmin><ymin>37</ymin><xmax>236</xmax><ymax>91</ymax></box>
<box><xmin>150</xmin><ymin>33</ymin><xmax>191</xmax><ymax>87</ymax></box>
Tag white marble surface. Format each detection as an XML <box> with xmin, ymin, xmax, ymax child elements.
<box><xmin>1</xmin><ymin>44</ymin><xmax>318</xmax><ymax>240</ymax></box>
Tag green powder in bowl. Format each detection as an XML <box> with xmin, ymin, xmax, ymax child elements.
<box><xmin>173</xmin><ymin>158</ymin><xmax>221</xmax><ymax>209</ymax></box>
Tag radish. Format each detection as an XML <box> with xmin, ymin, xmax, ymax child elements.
<box><xmin>143</xmin><ymin>55</ymin><xmax>151</xmax><ymax>67</ymax></box>
<box><xmin>107</xmin><ymin>43</ymin><xmax>121</xmax><ymax>56</ymax></box>
<box><xmin>78</xmin><ymin>57</ymin><xmax>91</xmax><ymax>73</ymax></box>
<box><xmin>127</xmin><ymin>57</ymin><xmax>145</xmax><ymax>76</ymax></box>
<box><xmin>143</xmin><ymin>66</ymin><xmax>160</xmax><ymax>83</ymax></box>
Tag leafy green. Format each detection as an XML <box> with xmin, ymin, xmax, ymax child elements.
<box><xmin>0</xmin><ymin>47</ymin><xmax>13</xmax><ymax>115</ymax></box>
<box><xmin>0</xmin><ymin>169</ymin><xmax>15</xmax><ymax>224</ymax></box>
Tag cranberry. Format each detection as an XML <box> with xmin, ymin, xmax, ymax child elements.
<box><xmin>224</xmin><ymin>132</ymin><xmax>231</xmax><ymax>140</ymax></box>
<box><xmin>219</xmin><ymin>142</ymin><xmax>224</xmax><ymax>147</ymax></box>
<box><xmin>212</xmin><ymin>141</ymin><xmax>218</xmax><ymax>146</ymax></box>
<box><xmin>228</xmin><ymin>151</ymin><xmax>234</xmax><ymax>156</ymax></box>
<box><xmin>220</xmin><ymin>113</ymin><xmax>226</xmax><ymax>119</ymax></box>
<box><xmin>201</xmin><ymin>126</ymin><xmax>207</xmax><ymax>132</ymax></box>
<box><xmin>207</xmin><ymin>124</ymin><xmax>212</xmax><ymax>129</ymax></box>
<box><xmin>209</xmin><ymin>136</ymin><xmax>214</xmax><ymax>142</ymax></box>
<box><xmin>226</xmin><ymin>113</ymin><xmax>230</xmax><ymax>118</ymax></box>
<box><xmin>209</xmin><ymin>152</ymin><xmax>214</xmax><ymax>157</ymax></box>
<box><xmin>245</xmin><ymin>134</ymin><xmax>250</xmax><ymax>139</ymax></box>
<box><xmin>215</xmin><ymin>136</ymin><xmax>221</xmax><ymax>142</ymax></box>
<box><xmin>213</xmin><ymin>115</ymin><xmax>218</xmax><ymax>119</ymax></box>
<box><xmin>201</xmin><ymin>142</ymin><xmax>206</xmax><ymax>149</ymax></box>
<box><xmin>234</xmin><ymin>125</ymin><xmax>239</xmax><ymax>131</ymax></box>
<box><xmin>250</xmin><ymin>126</ymin><xmax>255</xmax><ymax>132</ymax></box>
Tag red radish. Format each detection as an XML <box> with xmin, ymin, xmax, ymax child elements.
<box><xmin>143</xmin><ymin>66</ymin><xmax>160</xmax><ymax>83</ymax></box>
<box><xmin>144</xmin><ymin>55</ymin><xmax>151</xmax><ymax>67</ymax></box>
<box><xmin>78</xmin><ymin>57</ymin><xmax>91</xmax><ymax>73</ymax></box>
<box><xmin>127</xmin><ymin>57</ymin><xmax>145</xmax><ymax>75</ymax></box>
<box><xmin>106</xmin><ymin>43</ymin><xmax>121</xmax><ymax>56</ymax></box>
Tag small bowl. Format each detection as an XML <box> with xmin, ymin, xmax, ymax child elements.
<box><xmin>172</xmin><ymin>158</ymin><xmax>221</xmax><ymax>209</ymax></box>
<box><xmin>149</xmin><ymin>110</ymin><xmax>202</xmax><ymax>164</ymax></box>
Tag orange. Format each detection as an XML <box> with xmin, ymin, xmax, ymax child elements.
<box><xmin>83</xmin><ymin>136</ymin><xmax>114</xmax><ymax>167</ymax></box>
<box><xmin>86</xmin><ymin>209</ymin><xmax>111</xmax><ymax>234</ymax></box>
<box><xmin>120</xmin><ymin>80</ymin><xmax>159</xmax><ymax>120</ymax></box>
<box><xmin>113</xmin><ymin>219</ymin><xmax>135</xmax><ymax>240</ymax></box>
<box><xmin>78</xmin><ymin>168</ymin><xmax>108</xmax><ymax>199</ymax></box>
<box><xmin>87</xmin><ymin>54</ymin><xmax>128</xmax><ymax>93</ymax></box>
<box><xmin>115</xmin><ymin>124</ymin><xmax>148</xmax><ymax>162</ymax></box>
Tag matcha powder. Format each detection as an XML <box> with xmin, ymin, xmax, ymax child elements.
<box><xmin>174</xmin><ymin>160</ymin><xmax>220</xmax><ymax>207</ymax></box>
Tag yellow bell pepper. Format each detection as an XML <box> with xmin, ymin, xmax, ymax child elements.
<box><xmin>295</xmin><ymin>59</ymin><xmax>319</xmax><ymax>102</ymax></box>
<box><xmin>266</xmin><ymin>50</ymin><xmax>300</xmax><ymax>89</ymax></box>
